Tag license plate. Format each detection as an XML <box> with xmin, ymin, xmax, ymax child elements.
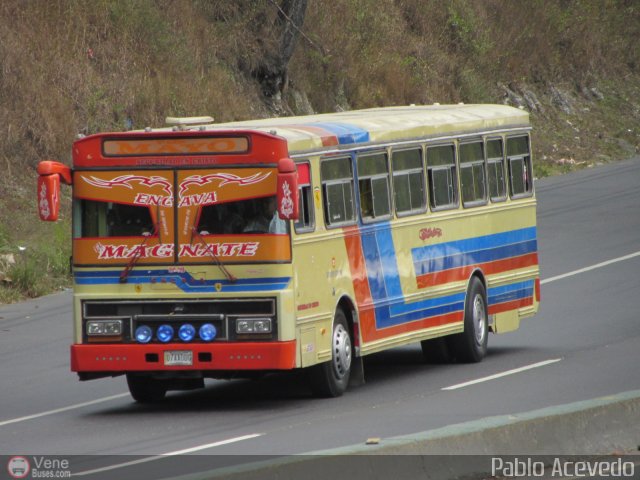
<box><xmin>164</xmin><ymin>350</ymin><xmax>193</xmax><ymax>366</ymax></box>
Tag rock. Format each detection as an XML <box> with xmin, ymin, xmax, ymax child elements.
<box><xmin>550</xmin><ymin>86</ymin><xmax>574</xmax><ymax>114</ymax></box>
<box><xmin>0</xmin><ymin>253</ymin><xmax>15</xmax><ymax>268</ymax></box>
<box><xmin>522</xmin><ymin>88</ymin><xmax>544</xmax><ymax>113</ymax></box>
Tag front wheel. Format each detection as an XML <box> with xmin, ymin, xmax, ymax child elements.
<box><xmin>126</xmin><ymin>374</ymin><xmax>167</xmax><ymax>403</ymax></box>
<box><xmin>308</xmin><ymin>309</ymin><xmax>352</xmax><ymax>397</ymax></box>
<box><xmin>450</xmin><ymin>277</ymin><xmax>488</xmax><ymax>363</ymax></box>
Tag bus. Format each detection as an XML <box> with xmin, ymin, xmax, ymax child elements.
<box><xmin>36</xmin><ymin>104</ymin><xmax>540</xmax><ymax>402</ymax></box>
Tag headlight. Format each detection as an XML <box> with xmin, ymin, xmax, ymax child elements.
<box><xmin>157</xmin><ymin>324</ymin><xmax>174</xmax><ymax>343</ymax></box>
<box><xmin>135</xmin><ymin>325</ymin><xmax>153</xmax><ymax>343</ymax></box>
<box><xmin>199</xmin><ymin>323</ymin><xmax>217</xmax><ymax>342</ymax></box>
<box><xmin>236</xmin><ymin>318</ymin><xmax>272</xmax><ymax>334</ymax></box>
<box><xmin>178</xmin><ymin>323</ymin><xmax>196</xmax><ymax>342</ymax></box>
<box><xmin>87</xmin><ymin>320</ymin><xmax>122</xmax><ymax>336</ymax></box>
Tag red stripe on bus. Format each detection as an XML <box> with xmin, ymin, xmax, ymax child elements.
<box><xmin>285</xmin><ymin>125</ymin><xmax>339</xmax><ymax>147</ymax></box>
<box><xmin>416</xmin><ymin>253</ymin><xmax>539</xmax><ymax>289</ymax></box>
<box><xmin>362</xmin><ymin>311</ymin><xmax>463</xmax><ymax>342</ymax></box>
<box><xmin>488</xmin><ymin>297</ymin><xmax>534</xmax><ymax>315</ymax></box>
<box><xmin>343</xmin><ymin>226</ymin><xmax>376</xmax><ymax>341</ymax></box>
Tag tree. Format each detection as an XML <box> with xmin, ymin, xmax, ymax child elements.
<box><xmin>254</xmin><ymin>0</ymin><xmax>308</xmax><ymax>102</ymax></box>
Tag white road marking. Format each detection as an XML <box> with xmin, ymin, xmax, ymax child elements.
<box><xmin>442</xmin><ymin>358</ymin><xmax>562</xmax><ymax>391</ymax></box>
<box><xmin>0</xmin><ymin>393</ymin><xmax>130</xmax><ymax>427</ymax></box>
<box><xmin>71</xmin><ymin>433</ymin><xmax>264</xmax><ymax>476</ymax></box>
<box><xmin>541</xmin><ymin>251</ymin><xmax>640</xmax><ymax>285</ymax></box>
<box><xmin>3</xmin><ymin>254</ymin><xmax>637</xmax><ymax>429</ymax></box>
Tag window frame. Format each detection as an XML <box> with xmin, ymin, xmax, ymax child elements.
<box><xmin>506</xmin><ymin>134</ymin><xmax>534</xmax><ymax>199</ymax></box>
<box><xmin>486</xmin><ymin>136</ymin><xmax>508</xmax><ymax>203</ymax></box>
<box><xmin>426</xmin><ymin>143</ymin><xmax>459</xmax><ymax>212</ymax></box>
<box><xmin>356</xmin><ymin>151</ymin><xmax>392</xmax><ymax>224</ymax></box>
<box><xmin>294</xmin><ymin>160</ymin><xmax>315</xmax><ymax>234</ymax></box>
<box><xmin>391</xmin><ymin>146</ymin><xmax>427</xmax><ymax>218</ymax></box>
<box><xmin>458</xmin><ymin>140</ymin><xmax>488</xmax><ymax>208</ymax></box>
<box><xmin>320</xmin><ymin>156</ymin><xmax>357</xmax><ymax>228</ymax></box>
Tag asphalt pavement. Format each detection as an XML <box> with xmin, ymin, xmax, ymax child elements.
<box><xmin>1</xmin><ymin>157</ymin><xmax>639</xmax><ymax>478</ymax></box>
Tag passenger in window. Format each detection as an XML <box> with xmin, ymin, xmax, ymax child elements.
<box><xmin>223</xmin><ymin>205</ymin><xmax>244</xmax><ymax>234</ymax></box>
<box><xmin>243</xmin><ymin>197</ymin><xmax>272</xmax><ymax>233</ymax></box>
<box><xmin>269</xmin><ymin>197</ymin><xmax>287</xmax><ymax>234</ymax></box>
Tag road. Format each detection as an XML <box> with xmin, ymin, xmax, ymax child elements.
<box><xmin>1</xmin><ymin>157</ymin><xmax>639</xmax><ymax>477</ymax></box>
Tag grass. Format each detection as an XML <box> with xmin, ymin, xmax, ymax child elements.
<box><xmin>0</xmin><ymin>0</ymin><xmax>638</xmax><ymax>302</ymax></box>
<box><xmin>0</xmin><ymin>216</ymin><xmax>71</xmax><ymax>304</ymax></box>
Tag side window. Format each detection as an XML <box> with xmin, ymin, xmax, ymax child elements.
<box><xmin>427</xmin><ymin>144</ymin><xmax>458</xmax><ymax>210</ymax></box>
<box><xmin>321</xmin><ymin>157</ymin><xmax>355</xmax><ymax>227</ymax></box>
<box><xmin>392</xmin><ymin>148</ymin><xmax>426</xmax><ymax>216</ymax></box>
<box><xmin>507</xmin><ymin>135</ymin><xmax>533</xmax><ymax>197</ymax></box>
<box><xmin>459</xmin><ymin>142</ymin><xmax>487</xmax><ymax>207</ymax></box>
<box><xmin>487</xmin><ymin>138</ymin><xmax>507</xmax><ymax>202</ymax></box>
<box><xmin>294</xmin><ymin>162</ymin><xmax>314</xmax><ymax>233</ymax></box>
<box><xmin>357</xmin><ymin>152</ymin><xmax>391</xmax><ymax>222</ymax></box>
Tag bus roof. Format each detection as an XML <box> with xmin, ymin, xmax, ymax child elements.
<box><xmin>202</xmin><ymin>104</ymin><xmax>530</xmax><ymax>155</ymax></box>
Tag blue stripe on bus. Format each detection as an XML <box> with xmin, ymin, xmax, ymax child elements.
<box><xmin>308</xmin><ymin>122</ymin><xmax>370</xmax><ymax>145</ymax></box>
<box><xmin>487</xmin><ymin>280</ymin><xmax>534</xmax><ymax>305</ymax></box>
<box><xmin>74</xmin><ymin>270</ymin><xmax>291</xmax><ymax>293</ymax></box>
<box><xmin>357</xmin><ymin>222</ymin><xmax>463</xmax><ymax>329</ymax></box>
<box><xmin>413</xmin><ymin>240</ymin><xmax>538</xmax><ymax>275</ymax></box>
<box><xmin>411</xmin><ymin>227</ymin><xmax>537</xmax><ymax>275</ymax></box>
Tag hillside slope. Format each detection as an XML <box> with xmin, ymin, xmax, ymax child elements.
<box><xmin>0</xmin><ymin>0</ymin><xmax>638</xmax><ymax>300</ymax></box>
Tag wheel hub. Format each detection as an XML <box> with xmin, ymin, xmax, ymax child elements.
<box><xmin>332</xmin><ymin>323</ymin><xmax>352</xmax><ymax>379</ymax></box>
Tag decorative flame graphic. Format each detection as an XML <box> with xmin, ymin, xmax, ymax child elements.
<box><xmin>39</xmin><ymin>182</ymin><xmax>50</xmax><ymax>219</ymax></box>
<box><xmin>179</xmin><ymin>172</ymin><xmax>271</xmax><ymax>196</ymax></box>
<box><xmin>83</xmin><ymin>175</ymin><xmax>172</xmax><ymax>195</ymax></box>
<box><xmin>280</xmin><ymin>180</ymin><xmax>294</xmax><ymax>218</ymax></box>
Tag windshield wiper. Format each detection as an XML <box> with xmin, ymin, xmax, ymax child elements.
<box><xmin>119</xmin><ymin>230</ymin><xmax>155</xmax><ymax>283</ymax></box>
<box><xmin>191</xmin><ymin>227</ymin><xmax>237</xmax><ymax>284</ymax></box>
<box><xmin>120</xmin><ymin>207</ymin><xmax>160</xmax><ymax>284</ymax></box>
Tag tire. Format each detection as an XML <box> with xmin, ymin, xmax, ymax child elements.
<box><xmin>126</xmin><ymin>374</ymin><xmax>167</xmax><ymax>403</ymax></box>
<box><xmin>308</xmin><ymin>309</ymin><xmax>352</xmax><ymax>397</ymax></box>
<box><xmin>450</xmin><ymin>276</ymin><xmax>489</xmax><ymax>363</ymax></box>
<box><xmin>421</xmin><ymin>336</ymin><xmax>454</xmax><ymax>364</ymax></box>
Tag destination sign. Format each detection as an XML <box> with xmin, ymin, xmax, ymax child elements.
<box><xmin>102</xmin><ymin>136</ymin><xmax>250</xmax><ymax>157</ymax></box>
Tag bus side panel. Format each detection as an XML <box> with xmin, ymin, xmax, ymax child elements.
<box><xmin>346</xmin><ymin>200</ymin><xmax>539</xmax><ymax>353</ymax></box>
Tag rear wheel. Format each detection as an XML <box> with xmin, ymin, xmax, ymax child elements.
<box><xmin>450</xmin><ymin>276</ymin><xmax>488</xmax><ymax>363</ymax></box>
<box><xmin>126</xmin><ymin>374</ymin><xmax>167</xmax><ymax>403</ymax></box>
<box><xmin>308</xmin><ymin>309</ymin><xmax>352</xmax><ymax>397</ymax></box>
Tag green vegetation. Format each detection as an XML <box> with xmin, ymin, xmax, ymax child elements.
<box><xmin>0</xmin><ymin>0</ymin><xmax>638</xmax><ymax>302</ymax></box>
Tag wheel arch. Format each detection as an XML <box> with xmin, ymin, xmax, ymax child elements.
<box><xmin>466</xmin><ymin>268</ymin><xmax>491</xmax><ymax>332</ymax></box>
<box><xmin>467</xmin><ymin>268</ymin><xmax>488</xmax><ymax>293</ymax></box>
<box><xmin>336</xmin><ymin>294</ymin><xmax>359</xmax><ymax>351</ymax></box>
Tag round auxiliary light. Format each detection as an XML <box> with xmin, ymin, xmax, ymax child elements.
<box><xmin>156</xmin><ymin>324</ymin><xmax>174</xmax><ymax>343</ymax></box>
<box><xmin>135</xmin><ymin>325</ymin><xmax>153</xmax><ymax>344</ymax></box>
<box><xmin>199</xmin><ymin>323</ymin><xmax>217</xmax><ymax>342</ymax></box>
<box><xmin>178</xmin><ymin>323</ymin><xmax>196</xmax><ymax>342</ymax></box>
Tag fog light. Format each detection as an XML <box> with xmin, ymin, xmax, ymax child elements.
<box><xmin>87</xmin><ymin>320</ymin><xmax>122</xmax><ymax>336</ymax></box>
<box><xmin>157</xmin><ymin>324</ymin><xmax>174</xmax><ymax>343</ymax></box>
<box><xmin>199</xmin><ymin>323</ymin><xmax>217</xmax><ymax>342</ymax></box>
<box><xmin>236</xmin><ymin>318</ymin><xmax>272</xmax><ymax>334</ymax></box>
<box><xmin>178</xmin><ymin>324</ymin><xmax>196</xmax><ymax>342</ymax></box>
<box><xmin>135</xmin><ymin>325</ymin><xmax>152</xmax><ymax>344</ymax></box>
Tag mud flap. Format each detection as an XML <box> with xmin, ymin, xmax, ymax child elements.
<box><xmin>349</xmin><ymin>355</ymin><xmax>365</xmax><ymax>388</ymax></box>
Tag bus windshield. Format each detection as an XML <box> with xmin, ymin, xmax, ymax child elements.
<box><xmin>196</xmin><ymin>195</ymin><xmax>288</xmax><ymax>235</ymax></box>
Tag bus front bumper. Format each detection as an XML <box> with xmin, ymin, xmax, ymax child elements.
<box><xmin>71</xmin><ymin>341</ymin><xmax>297</xmax><ymax>373</ymax></box>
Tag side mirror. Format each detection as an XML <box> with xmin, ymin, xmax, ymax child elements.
<box><xmin>37</xmin><ymin>173</ymin><xmax>61</xmax><ymax>221</ymax></box>
<box><xmin>36</xmin><ymin>161</ymin><xmax>72</xmax><ymax>222</ymax></box>
<box><xmin>276</xmin><ymin>157</ymin><xmax>299</xmax><ymax>220</ymax></box>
